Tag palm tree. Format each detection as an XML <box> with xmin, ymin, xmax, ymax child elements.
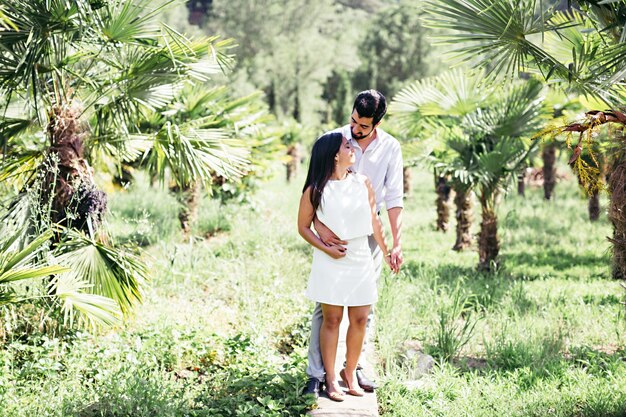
<box><xmin>0</xmin><ymin>0</ymin><xmax>248</xmax><ymax>318</ymax></box>
<box><xmin>424</xmin><ymin>0</ymin><xmax>626</xmax><ymax>277</ymax></box>
<box><xmin>393</xmin><ymin>71</ymin><xmax>545</xmax><ymax>269</ymax></box>
<box><xmin>392</xmin><ymin>69</ymin><xmax>491</xmax><ymax>251</ymax></box>
<box><xmin>132</xmin><ymin>85</ymin><xmax>273</xmax><ymax>234</ymax></box>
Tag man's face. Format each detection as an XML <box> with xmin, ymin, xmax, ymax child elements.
<box><xmin>350</xmin><ymin>110</ymin><xmax>376</xmax><ymax>140</ymax></box>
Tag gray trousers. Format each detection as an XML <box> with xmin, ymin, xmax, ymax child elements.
<box><xmin>306</xmin><ymin>234</ymin><xmax>383</xmax><ymax>381</ymax></box>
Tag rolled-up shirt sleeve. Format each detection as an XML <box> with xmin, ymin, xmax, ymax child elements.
<box><xmin>384</xmin><ymin>142</ymin><xmax>404</xmax><ymax>210</ymax></box>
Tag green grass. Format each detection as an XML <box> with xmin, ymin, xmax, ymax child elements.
<box><xmin>1</xmin><ymin>164</ymin><xmax>625</xmax><ymax>416</ymax></box>
<box><xmin>375</xmin><ymin>169</ymin><xmax>626</xmax><ymax>416</ymax></box>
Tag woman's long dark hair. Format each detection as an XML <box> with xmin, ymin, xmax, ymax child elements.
<box><xmin>302</xmin><ymin>132</ymin><xmax>343</xmax><ymax>212</ymax></box>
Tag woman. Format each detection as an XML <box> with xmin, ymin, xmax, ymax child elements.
<box><xmin>297</xmin><ymin>132</ymin><xmax>392</xmax><ymax>402</ymax></box>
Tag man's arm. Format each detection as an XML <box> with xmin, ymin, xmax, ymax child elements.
<box><xmin>313</xmin><ymin>216</ymin><xmax>348</xmax><ymax>246</ymax></box>
<box><xmin>298</xmin><ymin>187</ymin><xmax>346</xmax><ymax>259</ymax></box>
<box><xmin>384</xmin><ymin>141</ymin><xmax>404</xmax><ymax>270</ymax></box>
<box><xmin>387</xmin><ymin>207</ymin><xmax>403</xmax><ymax>270</ymax></box>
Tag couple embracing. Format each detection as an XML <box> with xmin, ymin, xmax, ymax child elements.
<box><xmin>297</xmin><ymin>90</ymin><xmax>404</xmax><ymax>401</ymax></box>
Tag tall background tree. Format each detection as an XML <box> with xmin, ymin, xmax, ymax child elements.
<box><xmin>202</xmin><ymin>0</ymin><xmax>362</xmax><ymax>126</ymax></box>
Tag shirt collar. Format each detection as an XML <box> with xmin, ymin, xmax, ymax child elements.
<box><xmin>345</xmin><ymin>125</ymin><xmax>384</xmax><ymax>152</ymax></box>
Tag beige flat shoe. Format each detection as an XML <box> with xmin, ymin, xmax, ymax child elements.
<box><xmin>340</xmin><ymin>368</ymin><xmax>365</xmax><ymax>397</ymax></box>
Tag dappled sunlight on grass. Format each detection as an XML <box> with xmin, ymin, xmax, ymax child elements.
<box><xmin>375</xmin><ymin>166</ymin><xmax>626</xmax><ymax>416</ymax></box>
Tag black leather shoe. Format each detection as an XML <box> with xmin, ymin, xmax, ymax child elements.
<box><xmin>303</xmin><ymin>377</ymin><xmax>323</xmax><ymax>398</ymax></box>
<box><xmin>355</xmin><ymin>368</ymin><xmax>378</xmax><ymax>392</ymax></box>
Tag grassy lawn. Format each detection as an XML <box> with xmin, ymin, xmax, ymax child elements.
<box><xmin>1</xmin><ymin>165</ymin><xmax>625</xmax><ymax>416</ymax></box>
<box><xmin>376</xmin><ymin>169</ymin><xmax>626</xmax><ymax>416</ymax></box>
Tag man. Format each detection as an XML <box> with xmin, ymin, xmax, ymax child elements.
<box><xmin>304</xmin><ymin>89</ymin><xmax>404</xmax><ymax>397</ymax></box>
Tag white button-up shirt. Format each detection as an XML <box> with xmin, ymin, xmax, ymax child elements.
<box><xmin>329</xmin><ymin>125</ymin><xmax>404</xmax><ymax>213</ymax></box>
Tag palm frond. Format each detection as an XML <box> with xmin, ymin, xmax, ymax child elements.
<box><xmin>53</xmin><ymin>229</ymin><xmax>147</xmax><ymax>315</ymax></box>
<box><xmin>0</xmin><ymin>228</ymin><xmax>68</xmax><ymax>306</ymax></box>
<box><xmin>0</xmin><ymin>149</ymin><xmax>45</xmax><ymax>189</ymax></box>
<box><xmin>49</xmin><ymin>271</ymin><xmax>122</xmax><ymax>328</ymax></box>
<box><xmin>463</xmin><ymin>79</ymin><xmax>545</xmax><ymax>141</ymax></box>
<box><xmin>138</xmin><ymin>125</ymin><xmax>249</xmax><ymax>188</ymax></box>
<box><xmin>424</xmin><ymin>0</ymin><xmax>568</xmax><ymax>78</ymax></box>
<box><xmin>98</xmin><ymin>0</ymin><xmax>165</xmax><ymax>42</ymax></box>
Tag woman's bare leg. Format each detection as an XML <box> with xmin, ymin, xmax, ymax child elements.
<box><xmin>320</xmin><ymin>304</ymin><xmax>344</xmax><ymax>395</ymax></box>
<box><xmin>343</xmin><ymin>305</ymin><xmax>371</xmax><ymax>392</ymax></box>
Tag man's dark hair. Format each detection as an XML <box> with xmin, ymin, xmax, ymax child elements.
<box><xmin>353</xmin><ymin>89</ymin><xmax>387</xmax><ymax>125</ymax></box>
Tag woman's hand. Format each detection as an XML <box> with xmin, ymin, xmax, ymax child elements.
<box><xmin>325</xmin><ymin>244</ymin><xmax>347</xmax><ymax>259</ymax></box>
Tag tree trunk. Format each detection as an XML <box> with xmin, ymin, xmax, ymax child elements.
<box><xmin>404</xmin><ymin>166</ymin><xmax>412</xmax><ymax>196</ymax></box>
<box><xmin>452</xmin><ymin>188</ymin><xmax>473</xmax><ymax>251</ymax></box>
<box><xmin>41</xmin><ymin>105</ymin><xmax>107</xmax><ymax>234</ymax></box>
<box><xmin>293</xmin><ymin>62</ymin><xmax>300</xmax><ymax>122</ymax></box>
<box><xmin>435</xmin><ymin>176</ymin><xmax>451</xmax><ymax>232</ymax></box>
<box><xmin>589</xmin><ymin>189</ymin><xmax>600</xmax><ymax>222</ymax></box>
<box><xmin>286</xmin><ymin>144</ymin><xmax>300</xmax><ymax>182</ymax></box>
<box><xmin>517</xmin><ymin>168</ymin><xmax>526</xmax><ymax>197</ymax></box>
<box><xmin>608</xmin><ymin>147</ymin><xmax>626</xmax><ymax>279</ymax></box>
<box><xmin>170</xmin><ymin>180</ymin><xmax>200</xmax><ymax>235</ymax></box>
<box><xmin>478</xmin><ymin>204</ymin><xmax>499</xmax><ymax>271</ymax></box>
<box><xmin>542</xmin><ymin>143</ymin><xmax>557</xmax><ymax>200</ymax></box>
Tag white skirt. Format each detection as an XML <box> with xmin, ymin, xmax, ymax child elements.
<box><xmin>305</xmin><ymin>235</ymin><xmax>378</xmax><ymax>306</ymax></box>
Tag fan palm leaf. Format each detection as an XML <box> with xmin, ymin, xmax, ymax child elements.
<box><xmin>53</xmin><ymin>228</ymin><xmax>147</xmax><ymax>316</ymax></box>
<box><xmin>0</xmin><ymin>227</ymin><xmax>126</xmax><ymax>327</ymax></box>
<box><xmin>0</xmin><ymin>230</ymin><xmax>67</xmax><ymax>285</ymax></box>
<box><xmin>425</xmin><ymin>0</ymin><xmax>626</xmax><ymax>105</ymax></box>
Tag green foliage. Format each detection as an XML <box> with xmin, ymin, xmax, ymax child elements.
<box><xmin>2</xmin><ymin>165</ymin><xmax>625</xmax><ymax>416</ymax></box>
<box><xmin>107</xmin><ymin>182</ymin><xmax>181</xmax><ymax>246</ymax></box>
<box><xmin>392</xmin><ymin>71</ymin><xmax>545</xmax><ymax>196</ymax></box>
<box><xmin>484</xmin><ymin>325</ymin><xmax>565</xmax><ymax>373</ymax></box>
<box><xmin>0</xmin><ymin>330</ymin><xmax>314</xmax><ymax>417</ymax></box>
<box><xmin>392</xmin><ymin>70</ymin><xmax>546</xmax><ymax>267</ymax></box>
<box><xmin>375</xmin><ymin>168</ymin><xmax>626</xmax><ymax>416</ymax></box>
<box><xmin>352</xmin><ymin>1</ymin><xmax>436</xmax><ymax>97</ymax></box>
<box><xmin>0</xmin><ymin>0</ymin><xmax>250</xmax><ymax>195</ymax></box>
<box><xmin>53</xmin><ymin>228</ymin><xmax>147</xmax><ymax>319</ymax></box>
<box><xmin>0</xmin><ymin>229</ymin><xmax>68</xmax><ymax>306</ymax></box>
<box><xmin>204</xmin><ymin>0</ymin><xmax>362</xmax><ymax>125</ymax></box>
<box><xmin>424</xmin><ymin>0</ymin><xmax>626</xmax><ymax>106</ymax></box>
<box><xmin>427</xmin><ymin>285</ymin><xmax>481</xmax><ymax>361</ymax></box>
<box><xmin>0</xmin><ymin>224</ymin><xmax>131</xmax><ymax>330</ymax></box>
<box><xmin>192</xmin><ymin>198</ymin><xmax>232</xmax><ymax>238</ymax></box>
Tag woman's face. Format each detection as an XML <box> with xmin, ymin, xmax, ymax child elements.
<box><xmin>336</xmin><ymin>137</ymin><xmax>356</xmax><ymax>166</ymax></box>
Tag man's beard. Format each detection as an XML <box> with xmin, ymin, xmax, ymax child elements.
<box><xmin>351</xmin><ymin>129</ymin><xmax>368</xmax><ymax>140</ymax></box>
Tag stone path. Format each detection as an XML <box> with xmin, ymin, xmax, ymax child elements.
<box><xmin>308</xmin><ymin>308</ymin><xmax>379</xmax><ymax>417</ymax></box>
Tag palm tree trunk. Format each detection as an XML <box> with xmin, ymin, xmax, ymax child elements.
<box><xmin>589</xmin><ymin>189</ymin><xmax>600</xmax><ymax>222</ymax></box>
<box><xmin>286</xmin><ymin>144</ymin><xmax>300</xmax><ymax>182</ymax></box>
<box><xmin>542</xmin><ymin>143</ymin><xmax>557</xmax><ymax>200</ymax></box>
<box><xmin>435</xmin><ymin>175</ymin><xmax>451</xmax><ymax>232</ymax></box>
<box><xmin>41</xmin><ymin>105</ymin><xmax>107</xmax><ymax>234</ymax></box>
<box><xmin>170</xmin><ymin>180</ymin><xmax>200</xmax><ymax>235</ymax></box>
<box><xmin>452</xmin><ymin>188</ymin><xmax>473</xmax><ymax>251</ymax></box>
<box><xmin>608</xmin><ymin>142</ymin><xmax>626</xmax><ymax>279</ymax></box>
<box><xmin>404</xmin><ymin>166</ymin><xmax>412</xmax><ymax>196</ymax></box>
<box><xmin>517</xmin><ymin>167</ymin><xmax>526</xmax><ymax>197</ymax></box>
<box><xmin>478</xmin><ymin>200</ymin><xmax>499</xmax><ymax>271</ymax></box>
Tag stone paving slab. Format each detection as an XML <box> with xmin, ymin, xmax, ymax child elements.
<box><xmin>308</xmin><ymin>308</ymin><xmax>379</xmax><ymax>417</ymax></box>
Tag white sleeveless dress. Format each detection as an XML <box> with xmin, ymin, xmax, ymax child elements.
<box><xmin>305</xmin><ymin>173</ymin><xmax>378</xmax><ymax>306</ymax></box>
